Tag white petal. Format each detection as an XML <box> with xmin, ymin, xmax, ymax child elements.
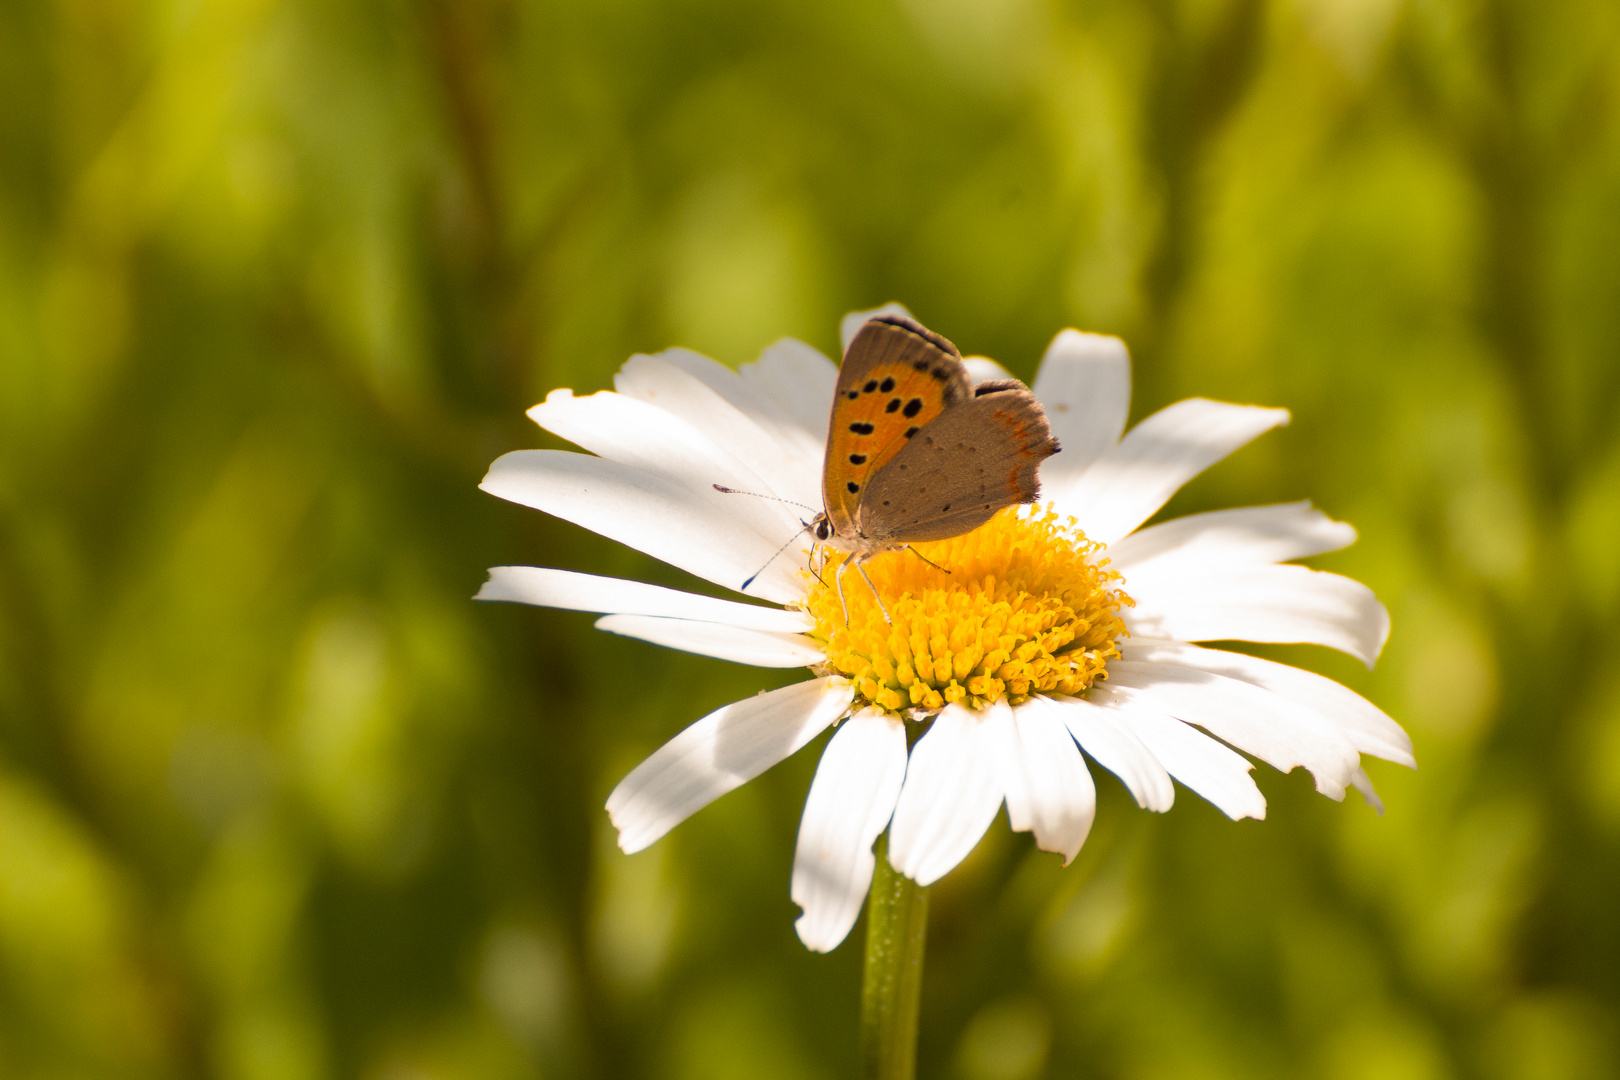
<box><xmin>792</xmin><ymin>709</ymin><xmax>908</xmax><ymax>952</ymax></box>
<box><xmin>1349</xmin><ymin>767</ymin><xmax>1385</xmax><ymax>814</ymax></box>
<box><xmin>1047</xmin><ymin>695</ymin><xmax>1176</xmax><ymax>812</ymax></box>
<box><xmin>964</xmin><ymin>356</ymin><xmax>1015</xmax><ymax>384</ymax></box>
<box><xmin>529</xmin><ymin>388</ymin><xmax>806</xmax><ymax>516</ymax></box>
<box><xmin>1122</xmin><ymin>563</ymin><xmax>1390</xmax><ymax>668</ymax></box>
<box><xmin>1002</xmin><ymin>699</ymin><xmax>1096</xmax><ymax>863</ymax></box>
<box><xmin>1119</xmin><ymin>639</ymin><xmax>1414</xmax><ymax>768</ymax></box>
<box><xmin>476</xmin><ymin>567</ymin><xmax>814</xmax><ymax>633</ymax></box>
<box><xmin>480</xmin><ymin>450</ymin><xmax>806</xmax><ymax>603</ymax></box>
<box><xmin>606</xmin><ymin>677</ymin><xmax>854</xmax><ymax>853</ymax></box>
<box><xmin>594</xmin><ymin>614</ymin><xmax>824</xmax><ymax>668</ymax></box>
<box><xmin>613</xmin><ymin>350</ymin><xmax>823</xmax><ymax>506</ymax></box>
<box><xmin>1104</xmin><ymin>660</ymin><xmax>1361</xmax><ymax>799</ymax></box>
<box><xmin>1106</xmin><ymin>502</ymin><xmax>1358</xmax><ymax>574</ymax></box>
<box><xmin>840</xmin><ymin>302</ymin><xmax>916</xmax><ymax>352</ymax></box>
<box><xmin>1088</xmin><ymin>684</ymin><xmax>1267</xmax><ymax>820</ymax></box>
<box><xmin>1031</xmin><ymin>330</ymin><xmax>1131</xmax><ymax>489</ymax></box>
<box><xmin>888</xmin><ymin>703</ymin><xmax>1008</xmax><ymax>886</ymax></box>
<box><xmin>1054</xmin><ymin>399</ymin><xmax>1290</xmax><ymax>545</ymax></box>
<box><xmin>740</xmin><ymin>337</ymin><xmax>839</xmax><ymax>443</ymax></box>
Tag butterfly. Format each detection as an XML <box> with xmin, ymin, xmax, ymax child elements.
<box><xmin>807</xmin><ymin>314</ymin><xmax>1060</xmax><ymax>619</ymax></box>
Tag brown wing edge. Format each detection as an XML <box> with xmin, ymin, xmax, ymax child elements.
<box><xmin>973</xmin><ymin>378</ymin><xmax>1026</xmax><ymax>398</ymax></box>
<box><xmin>860</xmin><ymin>314</ymin><xmax>963</xmax><ymax>361</ymax></box>
<box><xmin>832</xmin><ymin>317</ymin><xmax>971</xmax><ymax>406</ymax></box>
<box><xmin>973</xmin><ymin>380</ymin><xmax>1061</xmax><ymax>504</ymax></box>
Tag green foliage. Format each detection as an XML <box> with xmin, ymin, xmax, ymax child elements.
<box><xmin>2</xmin><ymin>0</ymin><xmax>1619</xmax><ymax>1076</ymax></box>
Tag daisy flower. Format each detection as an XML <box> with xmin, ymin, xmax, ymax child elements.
<box><xmin>476</xmin><ymin>304</ymin><xmax>1413</xmax><ymax>953</ymax></box>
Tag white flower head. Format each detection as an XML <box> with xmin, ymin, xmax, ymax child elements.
<box><xmin>477</xmin><ymin>305</ymin><xmax>1414</xmax><ymax>953</ymax></box>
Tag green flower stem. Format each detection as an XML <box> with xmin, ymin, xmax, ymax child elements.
<box><xmin>861</xmin><ymin>834</ymin><xmax>930</xmax><ymax>1080</ymax></box>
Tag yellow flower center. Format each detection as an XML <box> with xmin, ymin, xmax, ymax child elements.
<box><xmin>802</xmin><ymin>507</ymin><xmax>1131</xmax><ymax>715</ymax></box>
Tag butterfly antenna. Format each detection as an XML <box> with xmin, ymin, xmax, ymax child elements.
<box><xmin>805</xmin><ymin>544</ymin><xmax>827</xmax><ymax>586</ymax></box>
<box><xmin>712</xmin><ymin>484</ymin><xmax>818</xmax><ymax>515</ymax></box>
<box><xmin>741</xmin><ymin>526</ymin><xmax>809</xmax><ymax>593</ymax></box>
<box><xmin>906</xmin><ymin>546</ymin><xmax>952</xmax><ymax>574</ymax></box>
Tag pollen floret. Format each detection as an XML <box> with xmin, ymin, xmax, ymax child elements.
<box><xmin>803</xmin><ymin>506</ymin><xmax>1131</xmax><ymax>714</ymax></box>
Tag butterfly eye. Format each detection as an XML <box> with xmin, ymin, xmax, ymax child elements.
<box><xmin>814</xmin><ymin>521</ymin><xmax>831</xmax><ymax>541</ymax></box>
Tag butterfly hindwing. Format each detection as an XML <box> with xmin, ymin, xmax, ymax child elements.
<box><xmin>822</xmin><ymin>316</ymin><xmax>971</xmax><ymax>535</ymax></box>
<box><xmin>857</xmin><ymin>381</ymin><xmax>1060</xmax><ymax>544</ymax></box>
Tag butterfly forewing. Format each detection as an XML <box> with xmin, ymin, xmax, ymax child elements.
<box><xmin>857</xmin><ymin>384</ymin><xmax>1059</xmax><ymax>543</ymax></box>
<box><xmin>822</xmin><ymin>317</ymin><xmax>970</xmax><ymax>535</ymax></box>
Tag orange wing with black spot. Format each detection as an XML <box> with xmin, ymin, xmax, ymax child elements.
<box><xmin>822</xmin><ymin>316</ymin><xmax>971</xmax><ymax>537</ymax></box>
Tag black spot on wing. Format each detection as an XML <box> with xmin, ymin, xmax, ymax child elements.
<box><xmin>904</xmin><ymin>426</ymin><xmax>919</xmax><ymax>438</ymax></box>
<box><xmin>848</xmin><ymin>453</ymin><xmax>866</xmax><ymax>464</ymax></box>
<box><xmin>902</xmin><ymin>398</ymin><xmax>924</xmax><ymax>418</ymax></box>
<box><xmin>973</xmin><ymin>379</ymin><xmax>1025</xmax><ymax>397</ymax></box>
<box><xmin>886</xmin><ymin>398</ymin><xmax>900</xmax><ymax>413</ymax></box>
<box><xmin>880</xmin><ymin>376</ymin><xmax>895</xmax><ymax>392</ymax></box>
<box><xmin>847</xmin><ymin>481</ymin><xmax>860</xmax><ymax>493</ymax></box>
<box><xmin>849</xmin><ymin>422</ymin><xmax>874</xmax><ymax>435</ymax></box>
<box><xmin>864</xmin><ymin>380</ymin><xmax>878</xmax><ymax>393</ymax></box>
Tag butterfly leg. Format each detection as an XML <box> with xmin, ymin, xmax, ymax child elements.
<box><xmin>853</xmin><ymin>559</ymin><xmax>892</xmax><ymax>626</ymax></box>
<box><xmin>834</xmin><ymin>559</ymin><xmax>851</xmax><ymax>626</ymax></box>
<box><xmin>905</xmin><ymin>545</ymin><xmax>952</xmax><ymax>575</ymax></box>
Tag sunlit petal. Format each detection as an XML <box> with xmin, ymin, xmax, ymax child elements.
<box><xmin>1120</xmin><ymin>639</ymin><xmax>1414</xmax><ymax>768</ymax></box>
<box><xmin>1049</xmin><ymin>695</ymin><xmax>1176</xmax><ymax>812</ymax></box>
<box><xmin>595</xmin><ymin>614</ymin><xmax>825</xmax><ymax>667</ymax></box>
<box><xmin>1088</xmin><ymin>684</ymin><xmax>1268</xmax><ymax>821</ymax></box>
<box><xmin>1107</xmin><ymin>502</ymin><xmax>1357</xmax><ymax>573</ymax></box>
<box><xmin>888</xmin><ymin>703</ymin><xmax>1006</xmax><ymax>886</ymax></box>
<box><xmin>1003</xmin><ymin>698</ymin><xmax>1096</xmax><ymax>863</ymax></box>
<box><xmin>481</xmin><ymin>450</ymin><xmax>806</xmax><ymax>603</ymax></box>
<box><xmin>606</xmin><ymin>678</ymin><xmax>854</xmax><ymax>853</ymax></box>
<box><xmin>1122</xmin><ymin>563</ymin><xmax>1390</xmax><ymax>667</ymax></box>
<box><xmin>1055</xmin><ymin>399</ymin><xmax>1290</xmax><ymax>545</ymax></box>
<box><xmin>792</xmin><ymin>709</ymin><xmax>908</xmax><ymax>953</ymax></box>
<box><xmin>1032</xmin><ymin>330</ymin><xmax>1131</xmax><ymax>492</ymax></box>
<box><xmin>1105</xmin><ymin>660</ymin><xmax>1361</xmax><ymax>799</ymax></box>
<box><xmin>476</xmin><ymin>566</ymin><xmax>813</xmax><ymax>633</ymax></box>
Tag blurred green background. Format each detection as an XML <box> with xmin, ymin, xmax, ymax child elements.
<box><xmin>3</xmin><ymin>0</ymin><xmax>1619</xmax><ymax>1077</ymax></box>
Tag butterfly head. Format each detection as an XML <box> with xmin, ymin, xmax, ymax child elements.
<box><xmin>806</xmin><ymin>510</ymin><xmax>890</xmax><ymax>558</ymax></box>
<box><xmin>807</xmin><ymin>510</ymin><xmax>860</xmax><ymax>553</ymax></box>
